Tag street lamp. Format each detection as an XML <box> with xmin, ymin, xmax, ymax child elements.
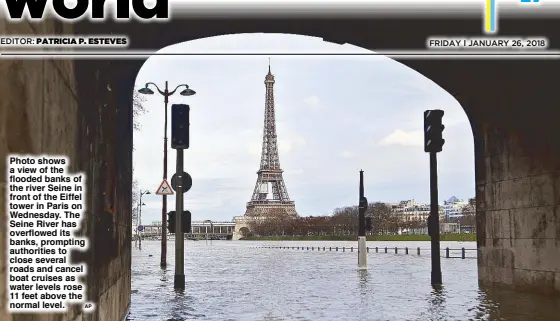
<box><xmin>138</xmin><ymin>81</ymin><xmax>196</xmax><ymax>268</ymax></box>
<box><xmin>137</xmin><ymin>190</ymin><xmax>150</xmax><ymax>249</ymax></box>
<box><xmin>203</xmin><ymin>220</ymin><xmax>213</xmax><ymax>245</ymax></box>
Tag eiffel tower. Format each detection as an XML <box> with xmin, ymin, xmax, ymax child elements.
<box><xmin>245</xmin><ymin>62</ymin><xmax>297</xmax><ymax>217</ymax></box>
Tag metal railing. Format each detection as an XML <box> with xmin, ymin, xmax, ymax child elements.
<box><xmin>256</xmin><ymin>246</ymin><xmax>478</xmax><ymax>259</ymax></box>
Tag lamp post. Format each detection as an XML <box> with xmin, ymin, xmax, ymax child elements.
<box><xmin>203</xmin><ymin>220</ymin><xmax>213</xmax><ymax>245</ymax></box>
<box><xmin>133</xmin><ymin>205</ymin><xmax>139</xmax><ymax>247</ymax></box>
<box><xmin>138</xmin><ymin>81</ymin><xmax>196</xmax><ymax>268</ymax></box>
<box><xmin>137</xmin><ymin>190</ymin><xmax>150</xmax><ymax>249</ymax></box>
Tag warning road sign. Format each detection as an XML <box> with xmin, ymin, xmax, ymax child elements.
<box><xmin>156</xmin><ymin>179</ymin><xmax>174</xmax><ymax>195</ymax></box>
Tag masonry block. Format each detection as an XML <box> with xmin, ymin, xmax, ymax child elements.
<box><xmin>485</xmin><ymin>210</ymin><xmax>511</xmax><ymax>239</ymax></box>
<box><xmin>530</xmin><ymin>173</ymin><xmax>556</xmax><ymax>207</ymax></box>
<box><xmin>511</xmin><ymin>238</ymin><xmax>560</xmax><ymax>273</ymax></box>
<box><xmin>511</xmin><ymin>206</ymin><xmax>557</xmax><ymax>240</ymax></box>
<box><xmin>513</xmin><ymin>268</ymin><xmax>556</xmax><ymax>294</ymax></box>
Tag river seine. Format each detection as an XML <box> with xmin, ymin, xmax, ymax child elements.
<box><xmin>130</xmin><ymin>240</ymin><xmax>559</xmax><ymax>321</ymax></box>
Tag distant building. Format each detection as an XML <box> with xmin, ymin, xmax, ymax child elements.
<box><xmin>442</xmin><ymin>196</ymin><xmax>468</xmax><ymax>219</ymax></box>
<box><xmin>411</xmin><ymin>222</ymin><xmax>460</xmax><ymax>235</ymax></box>
<box><xmin>390</xmin><ymin>199</ymin><xmax>431</xmax><ymax>222</ymax></box>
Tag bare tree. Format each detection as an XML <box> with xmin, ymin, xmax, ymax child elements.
<box><xmin>132</xmin><ymin>87</ymin><xmax>148</xmax><ymax>213</ymax></box>
<box><xmin>330</xmin><ymin>206</ymin><xmax>358</xmax><ymax>235</ymax></box>
<box><xmin>366</xmin><ymin>202</ymin><xmax>392</xmax><ymax>235</ymax></box>
<box><xmin>459</xmin><ymin>198</ymin><xmax>476</xmax><ymax>230</ymax></box>
<box><xmin>133</xmin><ymin>89</ymin><xmax>147</xmax><ymax>131</ymax></box>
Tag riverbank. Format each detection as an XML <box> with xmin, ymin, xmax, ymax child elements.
<box><xmin>245</xmin><ymin>233</ymin><xmax>476</xmax><ymax>242</ymax></box>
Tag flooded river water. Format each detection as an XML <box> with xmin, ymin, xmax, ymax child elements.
<box><xmin>130</xmin><ymin>240</ymin><xmax>559</xmax><ymax>321</ymax></box>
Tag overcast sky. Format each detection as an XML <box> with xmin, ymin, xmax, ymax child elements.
<box><xmin>133</xmin><ymin>33</ymin><xmax>474</xmax><ymax>224</ymax></box>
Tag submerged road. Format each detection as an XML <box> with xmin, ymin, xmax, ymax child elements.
<box><xmin>130</xmin><ymin>240</ymin><xmax>560</xmax><ymax>321</ymax></box>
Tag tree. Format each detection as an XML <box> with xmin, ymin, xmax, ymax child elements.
<box><xmin>330</xmin><ymin>206</ymin><xmax>358</xmax><ymax>235</ymax></box>
<box><xmin>132</xmin><ymin>87</ymin><xmax>148</xmax><ymax>214</ymax></box>
<box><xmin>133</xmin><ymin>89</ymin><xmax>147</xmax><ymax>131</ymax></box>
<box><xmin>366</xmin><ymin>202</ymin><xmax>392</xmax><ymax>235</ymax></box>
<box><xmin>459</xmin><ymin>200</ymin><xmax>476</xmax><ymax>229</ymax></box>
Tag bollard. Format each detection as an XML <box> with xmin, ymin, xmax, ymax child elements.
<box><xmin>462</xmin><ymin>248</ymin><xmax>466</xmax><ymax>259</ymax></box>
<box><xmin>312</xmin><ymin>247</ymin><xmax>314</xmax><ymax>250</ymax></box>
<box><xmin>330</xmin><ymin>247</ymin><xmax>332</xmax><ymax>251</ymax></box>
<box><xmin>417</xmin><ymin>247</ymin><xmax>420</xmax><ymax>255</ymax></box>
<box><xmin>395</xmin><ymin>247</ymin><xmax>398</xmax><ymax>254</ymax></box>
<box><xmin>385</xmin><ymin>247</ymin><xmax>387</xmax><ymax>253</ymax></box>
<box><xmin>336</xmin><ymin>247</ymin><xmax>338</xmax><ymax>251</ymax></box>
<box><xmin>375</xmin><ymin>247</ymin><xmax>378</xmax><ymax>253</ymax></box>
<box><xmin>343</xmin><ymin>247</ymin><xmax>345</xmax><ymax>252</ymax></box>
<box><xmin>350</xmin><ymin>247</ymin><xmax>353</xmax><ymax>252</ymax></box>
<box><xmin>307</xmin><ymin>247</ymin><xmax>309</xmax><ymax>250</ymax></box>
<box><xmin>405</xmin><ymin>247</ymin><xmax>409</xmax><ymax>255</ymax></box>
<box><xmin>367</xmin><ymin>247</ymin><xmax>370</xmax><ymax>253</ymax></box>
<box><xmin>445</xmin><ymin>247</ymin><xmax>450</xmax><ymax>258</ymax></box>
<box><xmin>323</xmin><ymin>247</ymin><xmax>325</xmax><ymax>251</ymax></box>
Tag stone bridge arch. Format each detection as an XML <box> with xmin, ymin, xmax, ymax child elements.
<box><xmin>1</xmin><ymin>14</ymin><xmax>559</xmax><ymax>321</ymax></box>
<box><xmin>90</xmin><ymin>18</ymin><xmax>556</xmax><ymax>295</ymax></box>
<box><xmin>59</xmin><ymin>18</ymin><xmax>560</xmax><ymax>296</ymax></box>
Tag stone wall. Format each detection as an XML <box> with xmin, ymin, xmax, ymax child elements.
<box><xmin>464</xmin><ymin>61</ymin><xmax>560</xmax><ymax>295</ymax></box>
<box><xmin>0</xmin><ymin>19</ymin><xmax>132</xmax><ymax>321</ymax></box>
<box><xmin>475</xmin><ymin>82</ymin><xmax>560</xmax><ymax>294</ymax></box>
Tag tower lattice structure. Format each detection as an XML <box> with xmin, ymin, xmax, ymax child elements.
<box><xmin>245</xmin><ymin>64</ymin><xmax>297</xmax><ymax>217</ymax></box>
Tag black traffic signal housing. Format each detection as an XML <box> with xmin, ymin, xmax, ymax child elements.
<box><xmin>171</xmin><ymin>104</ymin><xmax>190</xmax><ymax>149</ymax></box>
<box><xmin>182</xmin><ymin>211</ymin><xmax>192</xmax><ymax>233</ymax></box>
<box><xmin>424</xmin><ymin>109</ymin><xmax>445</xmax><ymax>153</ymax></box>
<box><xmin>167</xmin><ymin>211</ymin><xmax>176</xmax><ymax>233</ymax></box>
<box><xmin>167</xmin><ymin>211</ymin><xmax>192</xmax><ymax>233</ymax></box>
<box><xmin>359</xmin><ymin>196</ymin><xmax>368</xmax><ymax>212</ymax></box>
<box><xmin>365</xmin><ymin>217</ymin><xmax>373</xmax><ymax>232</ymax></box>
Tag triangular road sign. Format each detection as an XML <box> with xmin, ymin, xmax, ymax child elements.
<box><xmin>155</xmin><ymin>179</ymin><xmax>174</xmax><ymax>195</ymax></box>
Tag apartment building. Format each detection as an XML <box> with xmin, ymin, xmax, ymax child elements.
<box><xmin>442</xmin><ymin>196</ymin><xmax>469</xmax><ymax>219</ymax></box>
<box><xmin>390</xmin><ymin>199</ymin><xmax>432</xmax><ymax>222</ymax></box>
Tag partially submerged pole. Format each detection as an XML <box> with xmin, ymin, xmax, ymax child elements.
<box><xmin>358</xmin><ymin>170</ymin><xmax>368</xmax><ymax>269</ymax></box>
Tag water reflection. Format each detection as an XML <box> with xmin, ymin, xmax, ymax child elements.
<box><xmin>131</xmin><ymin>241</ymin><xmax>560</xmax><ymax>321</ymax></box>
<box><xmin>426</xmin><ymin>285</ymin><xmax>447</xmax><ymax>321</ymax></box>
<box><xmin>357</xmin><ymin>269</ymin><xmax>371</xmax><ymax>290</ymax></box>
<box><xmin>477</xmin><ymin>286</ymin><xmax>560</xmax><ymax>321</ymax></box>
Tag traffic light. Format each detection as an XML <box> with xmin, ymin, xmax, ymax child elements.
<box><xmin>167</xmin><ymin>211</ymin><xmax>176</xmax><ymax>233</ymax></box>
<box><xmin>365</xmin><ymin>217</ymin><xmax>373</xmax><ymax>231</ymax></box>
<box><xmin>359</xmin><ymin>197</ymin><xmax>368</xmax><ymax>212</ymax></box>
<box><xmin>424</xmin><ymin>109</ymin><xmax>445</xmax><ymax>153</ymax></box>
<box><xmin>171</xmin><ymin>104</ymin><xmax>190</xmax><ymax>149</ymax></box>
<box><xmin>166</xmin><ymin>211</ymin><xmax>192</xmax><ymax>233</ymax></box>
<box><xmin>183</xmin><ymin>211</ymin><xmax>192</xmax><ymax>233</ymax></box>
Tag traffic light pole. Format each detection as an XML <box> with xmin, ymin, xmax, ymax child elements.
<box><xmin>174</xmin><ymin>149</ymin><xmax>185</xmax><ymax>290</ymax></box>
<box><xmin>429</xmin><ymin>151</ymin><xmax>442</xmax><ymax>286</ymax></box>
<box><xmin>358</xmin><ymin>170</ymin><xmax>367</xmax><ymax>269</ymax></box>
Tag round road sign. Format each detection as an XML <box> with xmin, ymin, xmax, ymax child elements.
<box><xmin>171</xmin><ymin>172</ymin><xmax>192</xmax><ymax>193</ymax></box>
<box><xmin>137</xmin><ymin>225</ymin><xmax>144</xmax><ymax>231</ymax></box>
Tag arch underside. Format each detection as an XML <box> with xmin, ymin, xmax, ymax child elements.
<box><xmin>74</xmin><ymin>16</ymin><xmax>560</xmax><ymax>297</ymax></box>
